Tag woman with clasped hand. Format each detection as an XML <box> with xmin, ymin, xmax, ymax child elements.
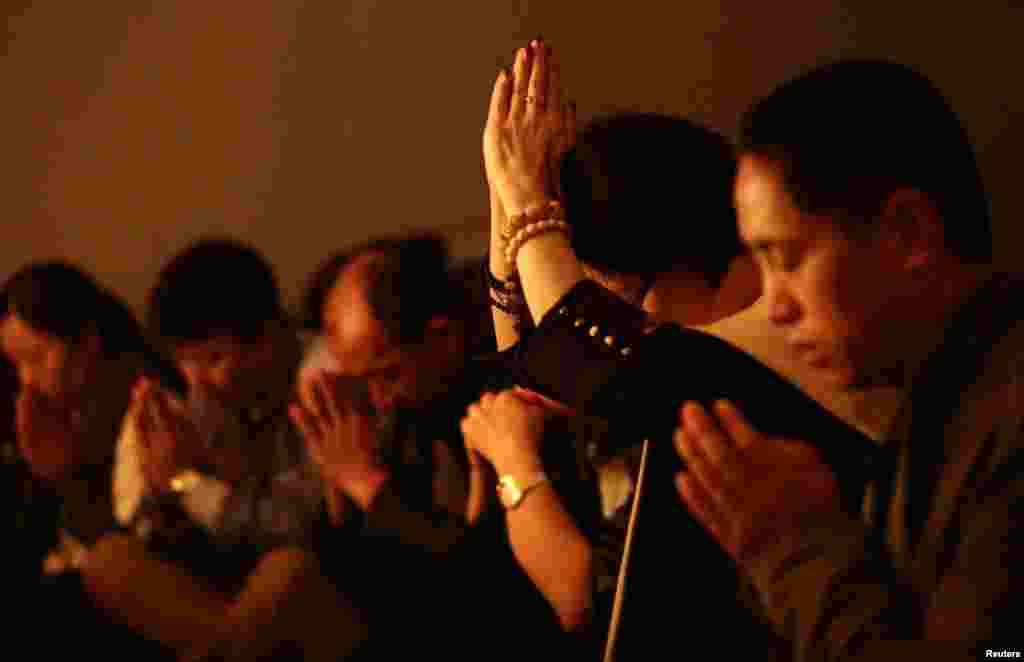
<box><xmin>468</xmin><ymin>38</ymin><xmax>879</xmax><ymax>661</ymax></box>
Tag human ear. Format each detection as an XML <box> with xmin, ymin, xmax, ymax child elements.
<box><xmin>877</xmin><ymin>187</ymin><xmax>942</xmax><ymax>272</ymax></box>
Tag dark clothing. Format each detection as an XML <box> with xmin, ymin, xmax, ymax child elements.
<box><xmin>745</xmin><ymin>273</ymin><xmax>1024</xmax><ymax>659</ymax></box>
<box><xmin>4</xmin><ymin>451</ymin><xmax>171</xmax><ymax>660</ymax></box>
<box><xmin>313</xmin><ymin>358</ymin><xmax>522</xmax><ymax>659</ymax></box>
<box><xmin>503</xmin><ymin>279</ymin><xmax>883</xmax><ymax>659</ymax></box>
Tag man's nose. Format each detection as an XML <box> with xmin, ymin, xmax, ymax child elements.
<box><xmin>766</xmin><ymin>282</ymin><xmax>801</xmax><ymax>327</ymax></box>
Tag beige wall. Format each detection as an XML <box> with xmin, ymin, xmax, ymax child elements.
<box><xmin>2</xmin><ymin>1</ymin><xmax>1021</xmax><ymax>316</ymax></box>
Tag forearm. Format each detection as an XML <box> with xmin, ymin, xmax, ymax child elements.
<box><xmin>490</xmin><ymin>186</ymin><xmax>521</xmax><ymax>351</ymax></box>
<box><xmin>82</xmin><ymin>533</ymin><xmax>228</xmax><ymax>651</ymax></box>
<box><xmin>516</xmin><ymin>231</ymin><xmax>587</xmax><ymax>327</ymax></box>
<box><xmin>506</xmin><ymin>483</ymin><xmax>593</xmax><ymax>631</ymax></box>
<box><xmin>213</xmin><ymin>546</ymin><xmax>368</xmax><ymax>661</ymax></box>
<box><xmin>85</xmin><ymin>534</ymin><xmax>344</xmax><ymax>658</ymax></box>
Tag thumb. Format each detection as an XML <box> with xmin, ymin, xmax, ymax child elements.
<box><xmin>513</xmin><ymin>386</ymin><xmax>574</xmax><ymax>414</ymax></box>
<box><xmin>776</xmin><ymin>439</ymin><xmax>823</xmax><ymax>464</ymax></box>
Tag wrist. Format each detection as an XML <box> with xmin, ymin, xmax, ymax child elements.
<box><xmin>492</xmin><ymin>448</ymin><xmax>544</xmax><ymax>479</ymax></box>
<box><xmin>504</xmin><ymin>192</ymin><xmax>557</xmax><ymax>221</ymax></box>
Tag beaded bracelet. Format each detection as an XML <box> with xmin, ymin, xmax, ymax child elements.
<box><xmin>504</xmin><ymin>219</ymin><xmax>572</xmax><ymax>268</ymax></box>
<box><xmin>501</xmin><ymin>200</ymin><xmax>566</xmax><ymax>245</ymax></box>
<box><xmin>480</xmin><ymin>252</ymin><xmax>527</xmax><ymax>315</ymax></box>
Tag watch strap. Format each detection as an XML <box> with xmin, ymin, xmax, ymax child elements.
<box><xmin>498</xmin><ymin>471</ymin><xmax>549</xmax><ymax>510</ymax></box>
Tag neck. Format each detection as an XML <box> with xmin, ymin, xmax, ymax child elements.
<box><xmin>706</xmin><ymin>254</ymin><xmax>763</xmax><ymax>323</ymax></box>
<box><xmin>653</xmin><ymin>255</ymin><xmax>762</xmax><ymax>327</ymax></box>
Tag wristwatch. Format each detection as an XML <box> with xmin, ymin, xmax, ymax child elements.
<box><xmin>497</xmin><ymin>472</ymin><xmax>549</xmax><ymax>510</ymax></box>
<box><xmin>169</xmin><ymin>469</ymin><xmax>202</xmax><ymax>494</ymax></box>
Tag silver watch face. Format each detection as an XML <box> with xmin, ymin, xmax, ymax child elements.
<box><xmin>498</xmin><ymin>477</ymin><xmax>524</xmax><ymax>508</ymax></box>
<box><xmin>498</xmin><ymin>483</ymin><xmax>522</xmax><ymax>508</ymax></box>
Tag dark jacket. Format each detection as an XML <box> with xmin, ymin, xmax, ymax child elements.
<box><xmin>506</xmin><ymin>279</ymin><xmax>884</xmax><ymax>660</ymax></box>
<box><xmin>744</xmin><ymin>273</ymin><xmax>1024</xmax><ymax>660</ymax></box>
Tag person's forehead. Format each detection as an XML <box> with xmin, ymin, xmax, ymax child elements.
<box><xmin>324</xmin><ymin>276</ymin><xmax>401</xmax><ymax>369</ymax></box>
<box><xmin>0</xmin><ymin>313</ymin><xmax>55</xmax><ymax>355</ymax></box>
<box><xmin>734</xmin><ymin>155</ymin><xmax>822</xmax><ymax>245</ymax></box>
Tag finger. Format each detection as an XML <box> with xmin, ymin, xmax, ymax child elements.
<box><xmin>315</xmin><ymin>374</ymin><xmax>343</xmax><ymax>426</ymax></box>
<box><xmin>150</xmin><ymin>390</ymin><xmax>178</xmax><ymax>441</ymax></box>
<box><xmin>460</xmin><ymin>416</ymin><xmax>486</xmax><ymax>455</ymax></box>
<box><xmin>711</xmin><ymin>400</ymin><xmax>761</xmax><ymax>452</ymax></box>
<box><xmin>477</xmin><ymin>391</ymin><xmax>498</xmax><ymax>411</ymax></box>
<box><xmin>459</xmin><ymin>417</ymin><xmax>475</xmax><ymax>446</ymax></box>
<box><xmin>525</xmin><ymin>40</ymin><xmax>548</xmax><ymax>118</ymax></box>
<box><xmin>488</xmin><ymin>67</ymin><xmax>513</xmax><ymax>126</ymax></box>
<box><xmin>134</xmin><ymin>395</ymin><xmax>153</xmax><ymax>446</ymax></box>
<box><xmin>545</xmin><ymin>42</ymin><xmax>562</xmax><ymax>113</ymax></box>
<box><xmin>673</xmin><ymin>417</ymin><xmax>733</xmax><ymax>511</ymax></box>
<box><xmin>777</xmin><ymin>439</ymin><xmax>824</xmax><ymax>464</ymax></box>
<box><xmin>682</xmin><ymin>401</ymin><xmax>734</xmax><ymax>466</ymax></box>
<box><xmin>512</xmin><ymin>387</ymin><xmax>574</xmax><ymax>415</ymax></box>
<box><xmin>508</xmin><ymin>46</ymin><xmax>532</xmax><ymax>119</ymax></box>
<box><xmin>134</xmin><ymin>398</ymin><xmax>154</xmax><ymax>448</ymax></box>
<box><xmin>290</xmin><ymin>403</ymin><xmax>325</xmax><ymax>447</ymax></box>
<box><xmin>465</xmin><ymin>402</ymin><xmax>484</xmax><ymax>421</ymax></box>
<box><xmin>675</xmin><ymin>473</ymin><xmax>728</xmax><ymax>550</ymax></box>
<box><xmin>306</xmin><ymin>375</ymin><xmax>330</xmax><ymax>420</ymax></box>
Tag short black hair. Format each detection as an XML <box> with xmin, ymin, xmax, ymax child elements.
<box><xmin>147</xmin><ymin>237</ymin><xmax>282</xmax><ymax>346</ymax></box>
<box><xmin>0</xmin><ymin>261</ymin><xmax>145</xmax><ymax>356</ymax></box>
<box><xmin>560</xmin><ymin>112</ymin><xmax>741</xmax><ymax>287</ymax></box>
<box><xmin>350</xmin><ymin>233</ymin><xmax>461</xmax><ymax>346</ymax></box>
<box><xmin>739</xmin><ymin>59</ymin><xmax>991</xmax><ymax>261</ymax></box>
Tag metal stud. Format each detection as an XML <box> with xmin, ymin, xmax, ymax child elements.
<box><xmin>589</xmin><ymin>325</ymin><xmax>600</xmax><ymax>337</ymax></box>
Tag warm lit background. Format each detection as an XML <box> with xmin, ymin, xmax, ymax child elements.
<box><xmin>3</xmin><ymin>1</ymin><xmax>1021</xmax><ymax>316</ymax></box>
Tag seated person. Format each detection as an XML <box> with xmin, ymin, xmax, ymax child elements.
<box><xmin>289</xmin><ymin>234</ymin><xmax>512</xmax><ymax>657</ymax></box>
<box><xmin>469</xmin><ymin>39</ymin><xmax>884</xmax><ymax>659</ymax></box>
<box><xmin>673</xmin><ymin>59</ymin><xmax>1024</xmax><ymax>657</ymax></box>
<box><xmin>83</xmin><ymin>238</ymin><xmax>343</xmax><ymax>661</ymax></box>
<box><xmin>1</xmin><ymin>261</ymin><xmax>169</xmax><ymax>657</ymax></box>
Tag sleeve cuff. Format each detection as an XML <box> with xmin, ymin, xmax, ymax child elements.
<box><xmin>515</xmin><ymin>280</ymin><xmax>649</xmax><ymax>410</ymax></box>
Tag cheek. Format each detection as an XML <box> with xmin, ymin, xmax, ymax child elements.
<box><xmin>795</xmin><ymin>256</ymin><xmax>864</xmax><ymax>338</ymax></box>
<box><xmin>46</xmin><ymin>350</ymin><xmax>74</xmax><ymax>391</ymax></box>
